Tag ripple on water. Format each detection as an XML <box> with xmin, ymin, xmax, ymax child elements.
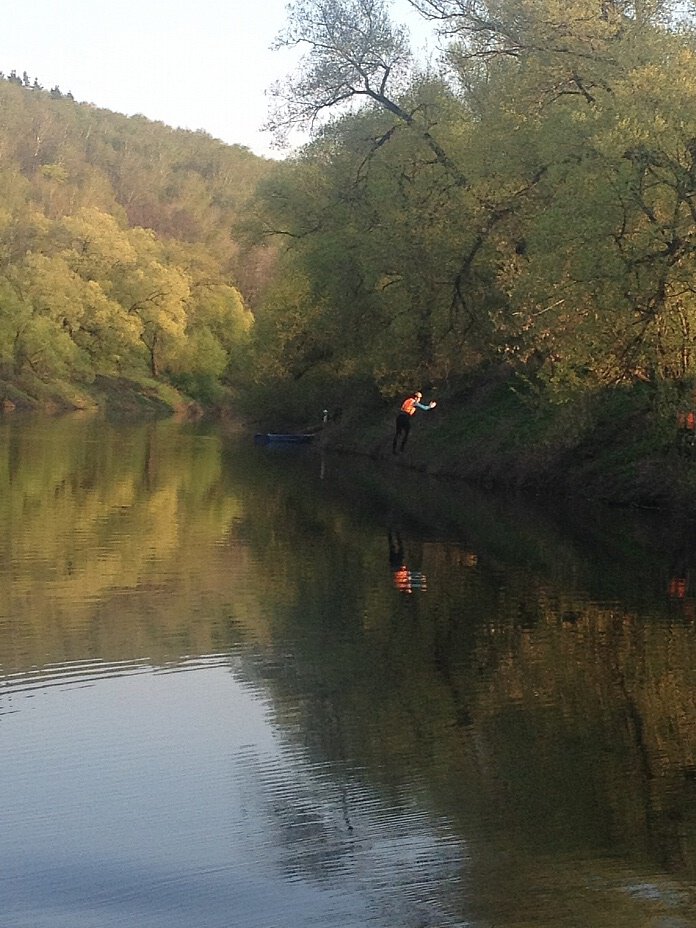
<box><xmin>0</xmin><ymin>657</ymin><xmax>471</xmax><ymax>928</ymax></box>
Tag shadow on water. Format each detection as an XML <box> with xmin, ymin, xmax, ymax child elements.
<box><xmin>239</xmin><ymin>436</ymin><xmax>696</xmax><ymax>616</ymax></box>
<box><xmin>1</xmin><ymin>414</ymin><xmax>696</xmax><ymax>927</ymax></box>
<box><xmin>225</xmin><ymin>437</ymin><xmax>696</xmax><ymax>924</ymax></box>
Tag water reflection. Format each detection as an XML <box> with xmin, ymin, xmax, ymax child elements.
<box><xmin>1</xmin><ymin>414</ymin><xmax>696</xmax><ymax>926</ymax></box>
<box><xmin>388</xmin><ymin>529</ymin><xmax>427</xmax><ymax>593</ymax></box>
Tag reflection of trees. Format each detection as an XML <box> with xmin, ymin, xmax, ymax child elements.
<box><xmin>224</xmin><ymin>454</ymin><xmax>696</xmax><ymax>915</ymax></box>
<box><xmin>0</xmin><ymin>415</ymin><xmax>254</xmax><ymax>671</ymax></box>
<box><xmin>2</xmin><ymin>417</ymin><xmax>696</xmax><ymax>923</ymax></box>
<box><xmin>475</xmin><ymin>601</ymin><xmax>696</xmax><ymax>866</ymax></box>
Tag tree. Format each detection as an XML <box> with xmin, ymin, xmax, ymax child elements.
<box><xmin>114</xmin><ymin>229</ymin><xmax>190</xmax><ymax>379</ymax></box>
<box><xmin>268</xmin><ymin>0</ymin><xmax>412</xmax><ymax>133</ymax></box>
<box><xmin>268</xmin><ymin>0</ymin><xmax>468</xmax><ymax>181</ymax></box>
<box><xmin>259</xmin><ymin>0</ymin><xmax>696</xmax><ymax>405</ymax></box>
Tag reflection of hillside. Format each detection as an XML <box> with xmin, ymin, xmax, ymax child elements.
<box><xmin>0</xmin><ymin>416</ymin><xmax>265</xmax><ymax>672</ymax></box>
<box><xmin>3</xmin><ymin>416</ymin><xmax>696</xmax><ymax>920</ymax></box>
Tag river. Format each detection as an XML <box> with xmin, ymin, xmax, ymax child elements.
<box><xmin>1</xmin><ymin>414</ymin><xmax>695</xmax><ymax>927</ymax></box>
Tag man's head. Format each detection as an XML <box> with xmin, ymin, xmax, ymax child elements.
<box><xmin>415</xmin><ymin>391</ymin><xmax>422</xmax><ymax>401</ymax></box>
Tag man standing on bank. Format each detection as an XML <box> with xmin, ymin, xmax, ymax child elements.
<box><xmin>392</xmin><ymin>390</ymin><xmax>437</xmax><ymax>454</ymax></box>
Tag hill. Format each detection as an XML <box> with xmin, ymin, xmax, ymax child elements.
<box><xmin>0</xmin><ymin>73</ymin><xmax>278</xmax><ymax>412</ymax></box>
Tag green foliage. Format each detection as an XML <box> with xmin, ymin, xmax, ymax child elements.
<box><xmin>9</xmin><ymin>2</ymin><xmax>696</xmax><ymax>426</ymax></box>
<box><xmin>244</xmin><ymin>0</ymin><xmax>696</xmax><ymax>423</ymax></box>
<box><xmin>267</xmin><ymin>0</ymin><xmax>412</xmax><ymax>143</ymax></box>
<box><xmin>0</xmin><ymin>78</ymin><xmax>273</xmax><ymax>407</ymax></box>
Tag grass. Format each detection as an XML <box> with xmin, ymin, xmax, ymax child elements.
<box><xmin>324</xmin><ymin>371</ymin><xmax>696</xmax><ymax>511</ymax></box>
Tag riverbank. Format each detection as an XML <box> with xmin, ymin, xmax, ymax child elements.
<box><xmin>0</xmin><ymin>373</ymin><xmax>202</xmax><ymax>418</ymax></box>
<box><xmin>6</xmin><ymin>365</ymin><xmax>696</xmax><ymax>514</ymax></box>
<box><xmin>320</xmin><ymin>371</ymin><xmax>696</xmax><ymax>514</ymax></box>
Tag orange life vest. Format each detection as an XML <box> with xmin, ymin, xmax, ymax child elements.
<box><xmin>401</xmin><ymin>396</ymin><xmax>418</xmax><ymax>416</ymax></box>
<box><xmin>677</xmin><ymin>411</ymin><xmax>696</xmax><ymax>430</ymax></box>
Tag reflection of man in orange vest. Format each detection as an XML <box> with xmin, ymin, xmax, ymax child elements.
<box><xmin>389</xmin><ymin>529</ymin><xmax>428</xmax><ymax>593</ymax></box>
<box><xmin>389</xmin><ymin>529</ymin><xmax>410</xmax><ymax>591</ymax></box>
<box><xmin>393</xmin><ymin>564</ymin><xmax>412</xmax><ymax>592</ymax></box>
<box><xmin>392</xmin><ymin>391</ymin><xmax>437</xmax><ymax>454</ymax></box>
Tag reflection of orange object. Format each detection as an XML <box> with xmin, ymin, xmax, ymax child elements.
<box><xmin>389</xmin><ymin>530</ymin><xmax>428</xmax><ymax>593</ymax></box>
<box><xmin>677</xmin><ymin>411</ymin><xmax>696</xmax><ymax>430</ymax></box>
<box><xmin>393</xmin><ymin>566</ymin><xmax>412</xmax><ymax>592</ymax></box>
<box><xmin>392</xmin><ymin>567</ymin><xmax>427</xmax><ymax>593</ymax></box>
<box><xmin>669</xmin><ymin>577</ymin><xmax>688</xmax><ymax>599</ymax></box>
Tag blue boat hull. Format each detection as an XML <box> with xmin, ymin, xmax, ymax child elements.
<box><xmin>254</xmin><ymin>433</ymin><xmax>314</xmax><ymax>445</ymax></box>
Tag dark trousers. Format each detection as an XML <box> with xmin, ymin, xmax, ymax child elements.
<box><xmin>393</xmin><ymin>412</ymin><xmax>411</xmax><ymax>452</ymax></box>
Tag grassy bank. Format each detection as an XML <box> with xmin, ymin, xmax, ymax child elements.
<box><xmin>320</xmin><ymin>371</ymin><xmax>696</xmax><ymax>514</ymax></box>
<box><xmin>0</xmin><ymin>373</ymin><xmax>201</xmax><ymax>418</ymax></box>
<box><xmin>7</xmin><ymin>365</ymin><xmax>696</xmax><ymax>513</ymax></box>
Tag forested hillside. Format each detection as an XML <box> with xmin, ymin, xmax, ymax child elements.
<box><xmin>6</xmin><ymin>0</ymin><xmax>696</xmax><ymax>490</ymax></box>
<box><xmin>0</xmin><ymin>73</ymin><xmax>276</xmax><ymax>410</ymax></box>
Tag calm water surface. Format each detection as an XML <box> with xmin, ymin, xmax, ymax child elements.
<box><xmin>1</xmin><ymin>415</ymin><xmax>696</xmax><ymax>927</ymax></box>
